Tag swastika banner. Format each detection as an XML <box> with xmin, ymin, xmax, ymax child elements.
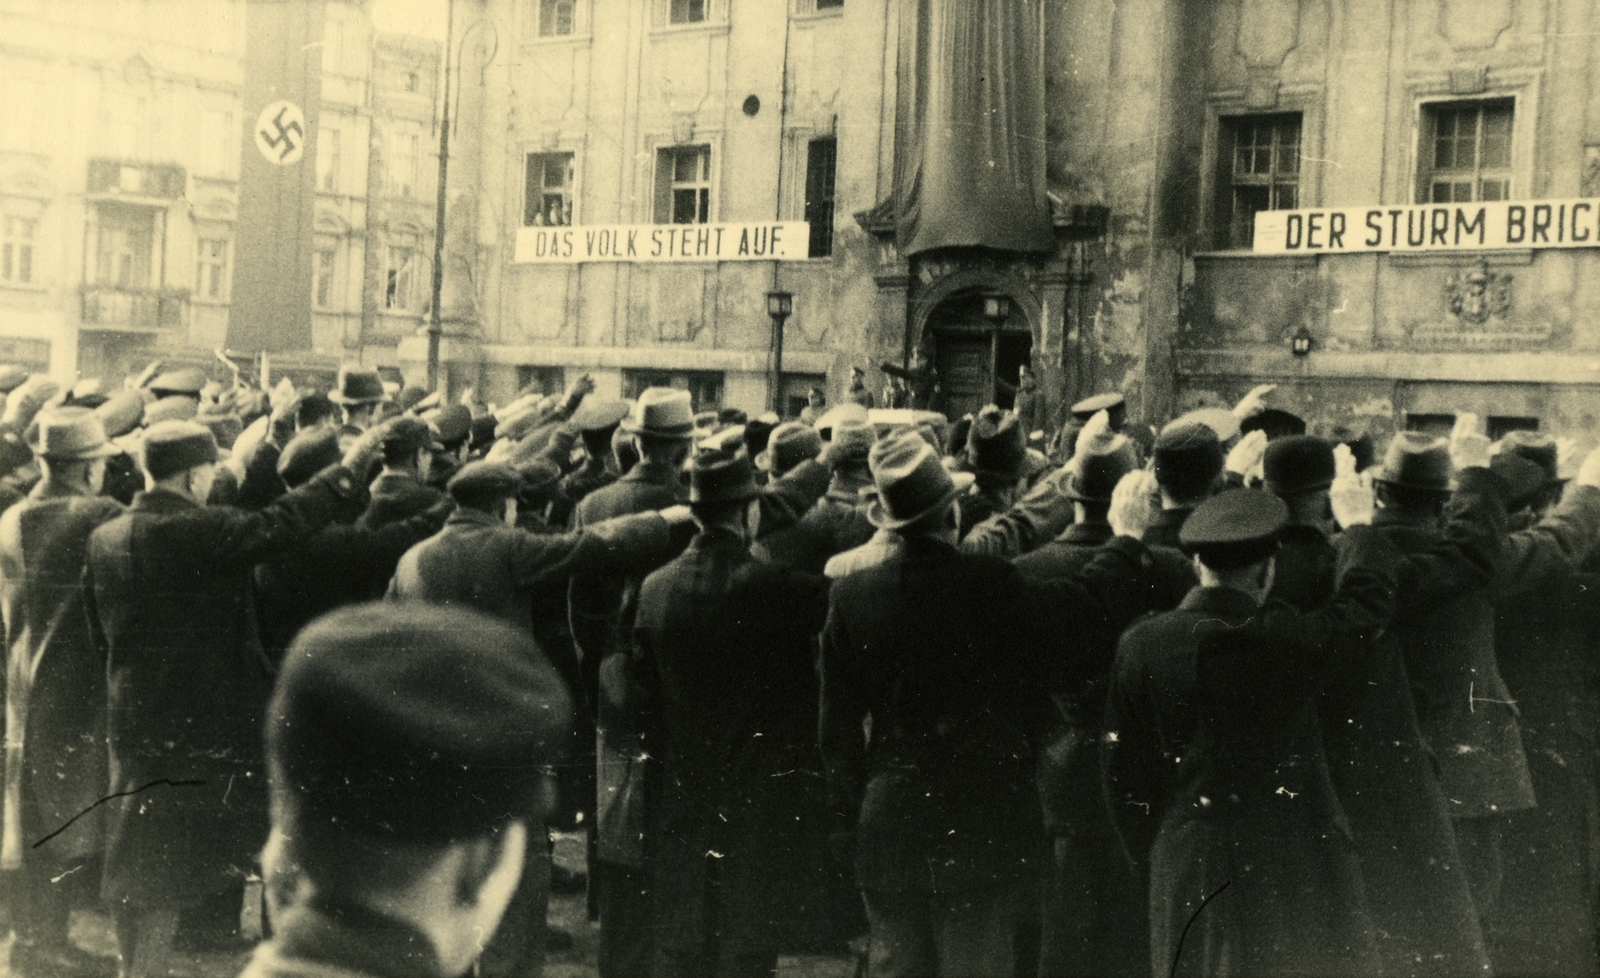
<box><xmin>229</xmin><ymin>0</ymin><xmax>326</xmax><ymax>353</ymax></box>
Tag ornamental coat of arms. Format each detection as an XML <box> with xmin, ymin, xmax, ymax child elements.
<box><xmin>1445</xmin><ymin>259</ymin><xmax>1513</xmax><ymax>325</ymax></box>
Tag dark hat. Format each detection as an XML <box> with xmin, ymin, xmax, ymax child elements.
<box><xmin>1179</xmin><ymin>488</ymin><xmax>1288</xmax><ymax>570</ymax></box>
<box><xmin>622</xmin><ymin>388</ymin><xmax>695</xmax><ymax>439</ymax></box>
<box><xmin>0</xmin><ymin>365</ymin><xmax>30</xmax><ymax>394</ymax></box>
<box><xmin>142</xmin><ymin>395</ymin><xmax>199</xmax><ymax>427</ymax></box>
<box><xmin>755</xmin><ymin>421</ymin><xmax>823</xmax><ymax>473</ymax></box>
<box><xmin>395</xmin><ymin>386</ymin><xmax>430</xmax><ymax>413</ymax></box>
<box><xmin>1240</xmin><ymin>407</ymin><xmax>1308</xmax><ymax>441</ymax></box>
<box><xmin>946</xmin><ymin>415</ymin><xmax>973</xmax><ymax>457</ymax></box>
<box><xmin>381</xmin><ymin>416</ymin><xmax>442</xmax><ymax>457</ymax></box>
<box><xmin>1324</xmin><ymin>425</ymin><xmax>1376</xmax><ymax>473</ymax></box>
<box><xmin>1167</xmin><ymin>407</ymin><xmax>1241</xmax><ymax>444</ymax></box>
<box><xmin>1066</xmin><ymin>433</ymin><xmax>1138</xmax><ymax>502</ymax></box>
<box><xmin>828</xmin><ymin>418</ymin><xmax>876</xmax><ymax>468</ymax></box>
<box><xmin>867</xmin><ymin>429</ymin><xmax>976</xmax><ymax>531</ymax></box>
<box><xmin>431</xmin><ymin>404</ymin><xmax>473</xmax><ymax>447</ymax></box>
<box><xmin>1263</xmin><ymin>435</ymin><xmax>1335</xmax><ymax>497</ymax></box>
<box><xmin>147</xmin><ymin>367</ymin><xmax>206</xmax><ymax>397</ymax></box>
<box><xmin>295</xmin><ymin>393</ymin><xmax>338</xmax><ymax>430</ymax></box>
<box><xmin>717</xmin><ymin>407</ymin><xmax>748</xmax><ymax>427</ymax></box>
<box><xmin>1071</xmin><ymin>392</ymin><xmax>1125</xmax><ymax>420</ymax></box>
<box><xmin>448</xmin><ymin>460</ymin><xmax>520</xmax><ymax>504</ymax></box>
<box><xmin>277</xmin><ymin>428</ymin><xmax>342</xmax><ymax>489</ymax></box>
<box><xmin>689</xmin><ymin>448</ymin><xmax>760</xmax><ymax>505</ymax></box>
<box><xmin>196</xmin><ymin>411</ymin><xmax>244</xmax><ymax>451</ymax></box>
<box><xmin>328</xmin><ymin>366</ymin><xmax>391</xmax><ymax>406</ymax></box>
<box><xmin>516</xmin><ymin>457</ymin><xmax>563</xmax><ymax>497</ymax></box>
<box><xmin>28</xmin><ymin>407</ymin><xmax>119</xmax><ymax>461</ymax></box>
<box><xmin>1497</xmin><ymin>430</ymin><xmax>1564</xmax><ymax>489</ymax></box>
<box><xmin>95</xmin><ymin>389</ymin><xmax>146</xmax><ymax>439</ymax></box>
<box><xmin>965</xmin><ymin>407</ymin><xmax>1026</xmax><ymax>480</ymax></box>
<box><xmin>1374</xmin><ymin>432</ymin><xmax>1452</xmax><ymax>495</ymax></box>
<box><xmin>569</xmin><ymin>399</ymin><xmax>631</xmax><ymax>433</ymax></box>
<box><xmin>141</xmin><ymin>420</ymin><xmax>222</xmax><ymax>480</ymax></box>
<box><xmin>469</xmin><ymin>414</ymin><xmax>499</xmax><ymax>452</ymax></box>
<box><xmin>742</xmin><ymin>418</ymin><xmax>776</xmax><ymax>460</ymax></box>
<box><xmin>268</xmin><ymin>602</ymin><xmax>572</xmax><ymax>842</ymax></box>
<box><xmin>1153</xmin><ymin>422</ymin><xmax>1224</xmax><ymax>500</ymax></box>
<box><xmin>1489</xmin><ymin>451</ymin><xmax>1550</xmax><ymax>509</ymax></box>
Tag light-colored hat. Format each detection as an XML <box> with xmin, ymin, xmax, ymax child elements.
<box><xmin>622</xmin><ymin>387</ymin><xmax>695</xmax><ymax>439</ymax></box>
<box><xmin>28</xmin><ymin>407</ymin><xmax>120</xmax><ymax>460</ymax></box>
<box><xmin>865</xmin><ymin>429</ymin><xmax>976</xmax><ymax>531</ymax></box>
<box><xmin>755</xmin><ymin>421</ymin><xmax>823</xmax><ymax>473</ymax></box>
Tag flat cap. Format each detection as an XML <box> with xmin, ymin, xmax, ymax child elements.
<box><xmin>448</xmin><ymin>460</ymin><xmax>521</xmax><ymax>503</ymax></box>
<box><xmin>1071</xmin><ymin>392</ymin><xmax>1125</xmax><ymax>419</ymax></box>
<box><xmin>141</xmin><ymin>420</ymin><xmax>223</xmax><ymax>481</ymax></box>
<box><xmin>94</xmin><ymin>389</ymin><xmax>146</xmax><ymax>439</ymax></box>
<box><xmin>277</xmin><ymin>428</ymin><xmax>342</xmax><ymax>489</ymax></box>
<box><xmin>1153</xmin><ymin>422</ymin><xmax>1224</xmax><ymax>499</ymax></box>
<box><xmin>268</xmin><ymin>602</ymin><xmax>573</xmax><ymax>842</ymax></box>
<box><xmin>1179</xmin><ymin>488</ymin><xmax>1287</xmax><ymax>570</ymax></box>
<box><xmin>147</xmin><ymin>368</ymin><xmax>206</xmax><ymax>396</ymax></box>
<box><xmin>568</xmin><ymin>399</ymin><xmax>631</xmax><ymax>433</ymax></box>
<box><xmin>1263</xmin><ymin>435</ymin><xmax>1335</xmax><ymax>497</ymax></box>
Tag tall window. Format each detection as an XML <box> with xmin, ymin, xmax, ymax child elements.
<box><xmin>385</xmin><ymin>242</ymin><xmax>421</xmax><ymax>310</ymax></box>
<box><xmin>314</xmin><ymin>248</ymin><xmax>336</xmax><ymax>308</ymax></box>
<box><xmin>654</xmin><ymin>145</ymin><xmax>711</xmax><ymax>224</ymax></box>
<box><xmin>1215</xmin><ymin>113</ymin><xmax>1301</xmax><ymax>249</ymax></box>
<box><xmin>524</xmin><ymin>152</ymin><xmax>574</xmax><ymax>226</ymax></box>
<box><xmin>1422</xmin><ymin>99</ymin><xmax>1513</xmax><ymax>203</ymax></box>
<box><xmin>319</xmin><ymin>127</ymin><xmax>341</xmax><ymax>192</ymax></box>
<box><xmin>804</xmin><ymin>137</ymin><xmax>837</xmax><ymax>257</ymax></box>
<box><xmin>540</xmin><ymin>0</ymin><xmax>575</xmax><ymax>35</ymax></box>
<box><xmin>196</xmin><ymin>238</ymin><xmax>229</xmax><ymax>300</ymax></box>
<box><xmin>93</xmin><ymin>207</ymin><xmax>155</xmax><ymax>288</ymax></box>
<box><xmin>670</xmin><ymin>0</ymin><xmax>706</xmax><ymax>23</ymax></box>
<box><xmin>2</xmin><ymin>217</ymin><xmax>35</xmax><ymax>284</ymax></box>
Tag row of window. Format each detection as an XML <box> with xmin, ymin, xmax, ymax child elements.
<box><xmin>532</xmin><ymin>0</ymin><xmax>842</xmax><ymax>38</ymax></box>
<box><xmin>525</xmin><ymin>136</ymin><xmax>838</xmax><ymax>257</ymax></box>
<box><xmin>1220</xmin><ymin>97</ymin><xmax>1515</xmax><ymax>248</ymax></box>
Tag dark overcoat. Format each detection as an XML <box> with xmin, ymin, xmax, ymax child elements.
<box><xmin>750</xmin><ymin>474</ymin><xmax>875</xmax><ymax>576</ymax></box>
<box><xmin>819</xmin><ymin>534</ymin><xmax>1154</xmax><ymax>894</ymax></box>
<box><xmin>633</xmin><ymin>527</ymin><xmax>830</xmax><ymax>976</ymax></box>
<box><xmin>1363</xmin><ymin>467</ymin><xmax>1530</xmax><ymax>819</ymax></box>
<box><xmin>1274</xmin><ymin>521</ymin><xmax>1490</xmax><ymax>977</ymax></box>
<box><xmin>1104</xmin><ymin>526</ymin><xmax>1399</xmax><ymax>978</ymax></box>
<box><xmin>84</xmin><ymin>466</ymin><xmax>363</xmax><ymax>907</ymax></box>
<box><xmin>0</xmin><ymin>482</ymin><xmax>124</xmax><ymax>869</ymax></box>
<box><xmin>356</xmin><ymin>469</ymin><xmax>446</xmax><ymax>530</ymax></box>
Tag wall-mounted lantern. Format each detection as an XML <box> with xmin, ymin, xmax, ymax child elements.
<box><xmin>1291</xmin><ymin>325</ymin><xmax>1314</xmax><ymax>357</ymax></box>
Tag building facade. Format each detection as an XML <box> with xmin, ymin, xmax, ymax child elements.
<box><xmin>0</xmin><ymin>0</ymin><xmax>440</xmax><ymax>391</ymax></box>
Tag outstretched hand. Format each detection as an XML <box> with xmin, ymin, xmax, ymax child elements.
<box><xmin>1449</xmin><ymin>412</ymin><xmax>1491</xmax><ymax>471</ymax></box>
<box><xmin>1232</xmin><ymin>383</ymin><xmax>1277</xmax><ymax>419</ymax></box>
<box><xmin>1108</xmin><ymin>469</ymin><xmax>1160</xmax><ymax>540</ymax></box>
<box><xmin>1330</xmin><ymin>444</ymin><xmax>1374</xmax><ymax>528</ymax></box>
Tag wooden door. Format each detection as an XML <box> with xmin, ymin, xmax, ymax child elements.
<box><xmin>936</xmin><ymin>334</ymin><xmax>991</xmax><ymax>420</ymax></box>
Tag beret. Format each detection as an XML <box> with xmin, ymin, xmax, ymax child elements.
<box><xmin>141</xmin><ymin>420</ymin><xmax>222</xmax><ymax>481</ymax></box>
<box><xmin>277</xmin><ymin>429</ymin><xmax>342</xmax><ymax>489</ymax></box>
<box><xmin>269</xmin><ymin>602</ymin><xmax>573</xmax><ymax>842</ymax></box>
<box><xmin>448</xmin><ymin>460</ymin><xmax>521</xmax><ymax>502</ymax></box>
<box><xmin>1180</xmin><ymin>488</ymin><xmax>1288</xmax><ymax>569</ymax></box>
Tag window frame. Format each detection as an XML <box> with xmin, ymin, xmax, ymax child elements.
<box><xmin>622</xmin><ymin>369</ymin><xmax>725</xmax><ymax>413</ymax></box>
<box><xmin>669</xmin><ymin>0</ymin><xmax>707</xmax><ymax>24</ymax></box>
<box><xmin>539</xmin><ymin>0</ymin><xmax>576</xmax><ymax>36</ymax></box>
<box><xmin>384</xmin><ymin>237</ymin><xmax>425</xmax><ymax>312</ymax></box>
<box><xmin>313</xmin><ymin>246</ymin><xmax>338</xmax><ymax>309</ymax></box>
<box><xmin>1213</xmin><ymin>112</ymin><xmax>1302</xmax><ymax>250</ymax></box>
<box><xmin>803</xmin><ymin>136</ymin><xmax>838</xmax><ymax>258</ymax></box>
<box><xmin>1199</xmin><ymin>89</ymin><xmax>1323</xmax><ymax>254</ymax></box>
<box><xmin>524</xmin><ymin>151</ymin><xmax>576</xmax><ymax>227</ymax></box>
<box><xmin>195</xmin><ymin>236</ymin><xmax>230</xmax><ymax>302</ymax></box>
<box><xmin>1417</xmin><ymin>97</ymin><xmax>1515</xmax><ymax>205</ymax></box>
<box><xmin>1</xmin><ymin>214</ymin><xmax>38</xmax><ymax>286</ymax></box>
<box><xmin>654</xmin><ymin>143</ymin><xmax>713</xmax><ymax>225</ymax></box>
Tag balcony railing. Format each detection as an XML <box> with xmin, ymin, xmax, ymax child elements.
<box><xmin>80</xmin><ymin>286</ymin><xmax>189</xmax><ymax>330</ymax></box>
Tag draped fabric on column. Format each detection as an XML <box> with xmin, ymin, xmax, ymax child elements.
<box><xmin>893</xmin><ymin>0</ymin><xmax>1055</xmax><ymax>257</ymax></box>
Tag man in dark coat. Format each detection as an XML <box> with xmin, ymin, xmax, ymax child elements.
<box><xmin>240</xmin><ymin>603</ymin><xmax>572</xmax><ymax>978</ymax></box>
<box><xmin>1265</xmin><ymin>434</ymin><xmax>1495</xmax><ymax>977</ymax></box>
<box><xmin>1144</xmin><ymin>420</ymin><xmax>1223</xmax><ymax>549</ymax></box>
<box><xmin>1360</xmin><ymin>422</ymin><xmax>1526</xmax><ymax>918</ymax></box>
<box><xmin>879</xmin><ymin>351</ymin><xmax>939</xmax><ymax>412</ymax></box>
<box><xmin>0</xmin><ymin>408</ymin><xmax>124</xmax><ymax>978</ymax></box>
<box><xmin>355</xmin><ymin>416</ymin><xmax>446</xmax><ymax>531</ymax></box>
<box><xmin>1484</xmin><ymin>434</ymin><xmax>1600</xmax><ymax>976</ymax></box>
<box><xmin>1105</xmin><ymin>490</ymin><xmax>1399</xmax><ymax>978</ymax></box>
<box><xmin>550</xmin><ymin>399</ymin><xmax>630</xmax><ymax>528</ymax></box>
<box><xmin>846</xmin><ymin>366</ymin><xmax>876</xmax><ymax>409</ymax></box>
<box><xmin>84</xmin><ymin>418</ymin><xmax>383</xmax><ymax>976</ymax></box>
<box><xmin>751</xmin><ymin>418</ymin><xmax>873</xmax><ymax>575</ymax></box>
<box><xmin>819</xmin><ymin>430</ymin><xmax>1159</xmax><ymax>978</ymax></box>
<box><xmin>1012</xmin><ymin>426</ymin><xmax>1147</xmax><ymax>978</ymax></box>
<box><xmin>633</xmin><ymin>448</ymin><xmax>831</xmax><ymax>977</ymax></box>
<box><xmin>252</xmin><ymin>428</ymin><xmax>452</xmax><ymax>664</ymax></box>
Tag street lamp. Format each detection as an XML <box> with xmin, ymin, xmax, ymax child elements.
<box><xmin>1291</xmin><ymin>325</ymin><xmax>1314</xmax><ymax>357</ymax></box>
<box><xmin>982</xmin><ymin>293</ymin><xmax>1010</xmax><ymax>325</ymax></box>
<box><xmin>767</xmin><ymin>289</ymin><xmax>793</xmax><ymax>413</ymax></box>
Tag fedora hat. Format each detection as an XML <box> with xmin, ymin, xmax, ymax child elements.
<box><xmin>328</xmin><ymin>366</ymin><xmax>391</xmax><ymax>406</ymax></box>
<box><xmin>431</xmin><ymin>404</ymin><xmax>473</xmax><ymax>447</ymax></box>
<box><xmin>1374</xmin><ymin>432</ymin><xmax>1453</xmax><ymax>494</ymax></box>
<box><xmin>689</xmin><ymin>448</ymin><xmax>760</xmax><ymax>505</ymax></box>
<box><xmin>623</xmin><ymin>387</ymin><xmax>695</xmax><ymax>439</ymax></box>
<box><xmin>1497</xmin><ymin>430</ymin><xmax>1565</xmax><ymax>488</ymax></box>
<box><xmin>1066</xmin><ymin>433</ymin><xmax>1138</xmax><ymax>502</ymax></box>
<box><xmin>829</xmin><ymin>418</ymin><xmax>877</xmax><ymax>467</ymax></box>
<box><xmin>1263</xmin><ymin>435</ymin><xmax>1336</xmax><ymax>496</ymax></box>
<box><xmin>756</xmin><ymin>421</ymin><xmax>823</xmax><ymax>473</ymax></box>
<box><xmin>28</xmin><ymin>407</ymin><xmax>119</xmax><ymax>460</ymax></box>
<box><xmin>866</xmin><ymin>430</ymin><xmax>976</xmax><ymax>531</ymax></box>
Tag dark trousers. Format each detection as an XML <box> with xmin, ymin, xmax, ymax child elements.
<box><xmin>1038</xmin><ymin>832</ymin><xmax>1149</xmax><ymax>978</ymax></box>
<box><xmin>597</xmin><ymin>859</ymin><xmax>654</xmax><ymax>978</ymax></box>
<box><xmin>861</xmin><ymin>884</ymin><xmax>1019</xmax><ymax>978</ymax></box>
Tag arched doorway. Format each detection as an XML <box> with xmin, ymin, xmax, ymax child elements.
<box><xmin>923</xmin><ymin>289</ymin><xmax>1033</xmax><ymax>420</ymax></box>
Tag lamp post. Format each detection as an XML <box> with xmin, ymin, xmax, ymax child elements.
<box><xmin>425</xmin><ymin>0</ymin><xmax>457</xmax><ymax>393</ymax></box>
<box><xmin>767</xmin><ymin>289</ymin><xmax>793</xmax><ymax>413</ymax></box>
<box><xmin>982</xmin><ymin>293</ymin><xmax>1011</xmax><ymax>401</ymax></box>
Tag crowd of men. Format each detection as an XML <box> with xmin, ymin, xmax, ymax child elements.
<box><xmin>0</xmin><ymin>357</ymin><xmax>1596</xmax><ymax>978</ymax></box>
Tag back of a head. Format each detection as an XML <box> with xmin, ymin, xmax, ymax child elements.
<box><xmin>268</xmin><ymin>602</ymin><xmax>572</xmax><ymax>884</ymax></box>
<box><xmin>1374</xmin><ymin>431</ymin><xmax>1453</xmax><ymax>511</ymax></box>
<box><xmin>1262</xmin><ymin>435</ymin><xmax>1335</xmax><ymax>500</ymax></box>
<box><xmin>296</xmin><ymin>393</ymin><xmax>337</xmax><ymax>431</ymax></box>
<box><xmin>1153</xmin><ymin>422</ymin><xmax>1224</xmax><ymax>503</ymax></box>
<box><xmin>448</xmin><ymin>460</ymin><xmax>520</xmax><ymax>512</ymax></box>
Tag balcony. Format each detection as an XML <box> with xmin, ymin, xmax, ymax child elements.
<box><xmin>80</xmin><ymin>286</ymin><xmax>189</xmax><ymax>332</ymax></box>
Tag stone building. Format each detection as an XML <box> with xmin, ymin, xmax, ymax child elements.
<box><xmin>0</xmin><ymin>0</ymin><xmax>440</xmax><ymax>391</ymax></box>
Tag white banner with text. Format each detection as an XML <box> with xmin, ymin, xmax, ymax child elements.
<box><xmin>514</xmin><ymin>222</ymin><xmax>810</xmax><ymax>263</ymax></box>
<box><xmin>1253</xmin><ymin>199</ymin><xmax>1600</xmax><ymax>254</ymax></box>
